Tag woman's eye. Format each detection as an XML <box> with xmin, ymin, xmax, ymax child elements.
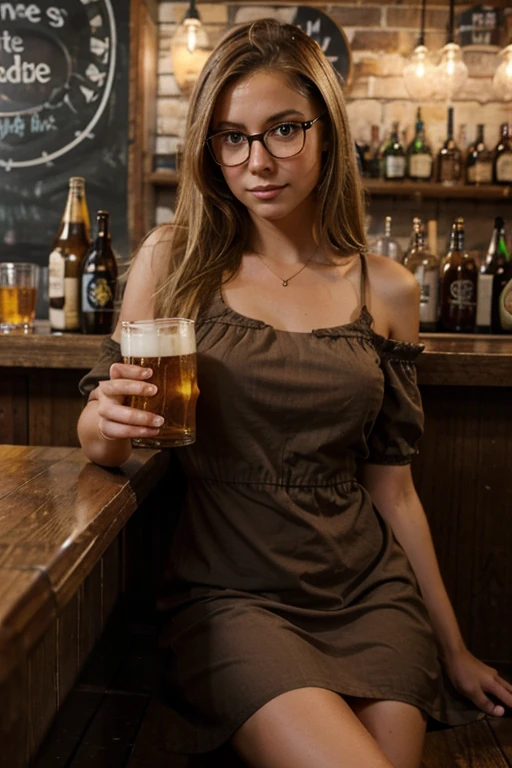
<box><xmin>223</xmin><ymin>131</ymin><xmax>245</xmax><ymax>146</ymax></box>
<box><xmin>271</xmin><ymin>123</ymin><xmax>300</xmax><ymax>139</ymax></box>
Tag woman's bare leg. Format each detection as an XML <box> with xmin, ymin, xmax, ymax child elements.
<box><xmin>350</xmin><ymin>698</ymin><xmax>427</xmax><ymax>768</ymax></box>
<box><xmin>230</xmin><ymin>687</ymin><xmax>395</xmax><ymax>768</ymax></box>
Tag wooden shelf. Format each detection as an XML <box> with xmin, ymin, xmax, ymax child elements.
<box><xmin>149</xmin><ymin>170</ymin><xmax>179</xmax><ymax>186</ymax></box>
<box><xmin>148</xmin><ymin>171</ymin><xmax>512</xmax><ymax>200</ymax></box>
<box><xmin>363</xmin><ymin>179</ymin><xmax>512</xmax><ymax>199</ymax></box>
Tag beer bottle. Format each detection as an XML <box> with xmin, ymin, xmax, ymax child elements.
<box><xmin>476</xmin><ymin>217</ymin><xmax>508</xmax><ymax>333</ymax></box>
<box><xmin>48</xmin><ymin>177</ymin><xmax>91</xmax><ymax>333</ymax></box>
<box><xmin>488</xmin><ymin>219</ymin><xmax>512</xmax><ymax>334</ymax></box>
<box><xmin>382</xmin><ymin>121</ymin><xmax>406</xmax><ymax>180</ymax></box>
<box><xmin>403</xmin><ymin>218</ymin><xmax>440</xmax><ymax>333</ymax></box>
<box><xmin>81</xmin><ymin>210</ymin><xmax>118</xmax><ymax>334</ymax></box>
<box><xmin>439</xmin><ymin>217</ymin><xmax>478</xmax><ymax>333</ymax></box>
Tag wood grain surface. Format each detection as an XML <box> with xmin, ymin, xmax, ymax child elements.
<box><xmin>0</xmin><ymin>445</ymin><xmax>169</xmax><ymax>684</ymax></box>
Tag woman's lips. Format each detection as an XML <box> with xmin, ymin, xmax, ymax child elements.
<box><xmin>248</xmin><ymin>185</ymin><xmax>285</xmax><ymax>200</ymax></box>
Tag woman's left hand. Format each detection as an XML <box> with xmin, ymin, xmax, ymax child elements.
<box><xmin>443</xmin><ymin>646</ymin><xmax>512</xmax><ymax>716</ymax></box>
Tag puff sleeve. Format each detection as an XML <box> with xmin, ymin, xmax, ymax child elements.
<box><xmin>78</xmin><ymin>336</ymin><xmax>122</xmax><ymax>397</ymax></box>
<box><xmin>366</xmin><ymin>339</ymin><xmax>425</xmax><ymax>465</ymax></box>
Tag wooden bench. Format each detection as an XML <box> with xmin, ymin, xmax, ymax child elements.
<box><xmin>0</xmin><ymin>444</ymin><xmax>173</xmax><ymax>768</ymax></box>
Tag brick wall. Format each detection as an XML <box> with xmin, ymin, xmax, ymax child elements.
<box><xmin>154</xmin><ymin>1</ymin><xmax>512</xmax><ymax>257</ymax></box>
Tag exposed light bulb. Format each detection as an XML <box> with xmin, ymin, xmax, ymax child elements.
<box><xmin>435</xmin><ymin>42</ymin><xmax>468</xmax><ymax>101</ymax></box>
<box><xmin>170</xmin><ymin>13</ymin><xmax>211</xmax><ymax>94</ymax></box>
<box><xmin>185</xmin><ymin>18</ymin><xmax>199</xmax><ymax>53</ymax></box>
<box><xmin>403</xmin><ymin>44</ymin><xmax>436</xmax><ymax>100</ymax></box>
<box><xmin>493</xmin><ymin>44</ymin><xmax>512</xmax><ymax>101</ymax></box>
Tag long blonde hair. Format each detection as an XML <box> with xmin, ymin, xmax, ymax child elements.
<box><xmin>153</xmin><ymin>18</ymin><xmax>367</xmax><ymax>320</ymax></box>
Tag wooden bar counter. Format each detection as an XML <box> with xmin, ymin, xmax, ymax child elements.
<box><xmin>0</xmin><ymin>444</ymin><xmax>171</xmax><ymax>767</ymax></box>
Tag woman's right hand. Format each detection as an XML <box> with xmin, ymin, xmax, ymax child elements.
<box><xmin>95</xmin><ymin>362</ymin><xmax>164</xmax><ymax>442</ymax></box>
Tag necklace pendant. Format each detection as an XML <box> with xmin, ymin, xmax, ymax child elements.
<box><xmin>282</xmin><ymin>280</ymin><xmax>288</xmax><ymax>287</ymax></box>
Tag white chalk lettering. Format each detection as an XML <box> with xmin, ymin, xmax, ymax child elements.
<box><xmin>85</xmin><ymin>62</ymin><xmax>106</xmax><ymax>86</ymax></box>
<box><xmin>46</xmin><ymin>7</ymin><xmax>66</xmax><ymax>28</ymax></box>
<box><xmin>0</xmin><ymin>55</ymin><xmax>51</xmax><ymax>84</ymax></box>
<box><xmin>0</xmin><ymin>4</ymin><xmax>65</xmax><ymax>25</ymax></box>
<box><xmin>80</xmin><ymin>84</ymin><xmax>99</xmax><ymax>103</ymax></box>
<box><xmin>0</xmin><ymin>4</ymin><xmax>41</xmax><ymax>23</ymax></box>
<box><xmin>0</xmin><ymin>30</ymin><xmax>24</xmax><ymax>52</ymax></box>
<box><xmin>0</xmin><ymin>115</ymin><xmax>25</xmax><ymax>140</ymax></box>
<box><xmin>30</xmin><ymin>112</ymin><xmax>57</xmax><ymax>133</ymax></box>
<box><xmin>90</xmin><ymin>36</ymin><xmax>109</xmax><ymax>58</ymax></box>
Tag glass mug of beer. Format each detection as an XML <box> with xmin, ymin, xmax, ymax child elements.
<box><xmin>0</xmin><ymin>262</ymin><xmax>38</xmax><ymax>334</ymax></box>
<box><xmin>120</xmin><ymin>318</ymin><xmax>198</xmax><ymax>448</ymax></box>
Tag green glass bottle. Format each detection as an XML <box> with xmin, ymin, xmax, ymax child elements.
<box><xmin>383</xmin><ymin>121</ymin><xmax>406</xmax><ymax>180</ymax></box>
<box><xmin>406</xmin><ymin>109</ymin><xmax>433</xmax><ymax>182</ymax></box>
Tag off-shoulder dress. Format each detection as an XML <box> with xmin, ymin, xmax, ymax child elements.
<box><xmin>80</xmin><ymin>253</ymin><xmax>482</xmax><ymax>754</ymax></box>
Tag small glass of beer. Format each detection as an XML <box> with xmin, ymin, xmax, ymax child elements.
<box><xmin>0</xmin><ymin>262</ymin><xmax>38</xmax><ymax>334</ymax></box>
<box><xmin>120</xmin><ymin>318</ymin><xmax>198</xmax><ymax>448</ymax></box>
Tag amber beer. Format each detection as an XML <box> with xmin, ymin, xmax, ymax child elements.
<box><xmin>0</xmin><ymin>262</ymin><xmax>38</xmax><ymax>333</ymax></box>
<box><xmin>120</xmin><ymin>318</ymin><xmax>198</xmax><ymax>447</ymax></box>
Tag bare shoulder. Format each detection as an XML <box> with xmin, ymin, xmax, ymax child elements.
<box><xmin>112</xmin><ymin>224</ymin><xmax>175</xmax><ymax>341</ymax></box>
<box><xmin>364</xmin><ymin>252</ymin><xmax>420</xmax><ymax>342</ymax></box>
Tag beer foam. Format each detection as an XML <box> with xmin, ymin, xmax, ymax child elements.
<box><xmin>121</xmin><ymin>328</ymin><xmax>195</xmax><ymax>358</ymax></box>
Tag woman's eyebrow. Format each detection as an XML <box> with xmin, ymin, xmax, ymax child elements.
<box><xmin>214</xmin><ymin>109</ymin><xmax>306</xmax><ymax>131</ymax></box>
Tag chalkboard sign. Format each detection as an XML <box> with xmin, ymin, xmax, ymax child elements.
<box><xmin>292</xmin><ymin>6</ymin><xmax>353</xmax><ymax>89</ymax></box>
<box><xmin>457</xmin><ymin>5</ymin><xmax>503</xmax><ymax>47</ymax></box>
<box><xmin>0</xmin><ymin>0</ymin><xmax>130</xmax><ymax>272</ymax></box>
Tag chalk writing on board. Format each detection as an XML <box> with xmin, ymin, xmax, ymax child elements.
<box><xmin>0</xmin><ymin>0</ymin><xmax>116</xmax><ymax>170</ymax></box>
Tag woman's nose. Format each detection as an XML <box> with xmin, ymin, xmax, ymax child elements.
<box><xmin>247</xmin><ymin>137</ymin><xmax>274</xmax><ymax>172</ymax></box>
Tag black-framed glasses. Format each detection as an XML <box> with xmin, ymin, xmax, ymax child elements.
<box><xmin>206</xmin><ymin>113</ymin><xmax>326</xmax><ymax>167</ymax></box>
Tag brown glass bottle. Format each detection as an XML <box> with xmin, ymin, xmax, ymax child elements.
<box><xmin>81</xmin><ymin>211</ymin><xmax>118</xmax><ymax>334</ymax></box>
<box><xmin>466</xmin><ymin>124</ymin><xmax>492</xmax><ymax>185</ymax></box>
<box><xmin>493</xmin><ymin>123</ymin><xmax>512</xmax><ymax>185</ymax></box>
<box><xmin>437</xmin><ymin>107</ymin><xmax>462</xmax><ymax>185</ymax></box>
<box><xmin>439</xmin><ymin>217</ymin><xmax>477</xmax><ymax>332</ymax></box>
<box><xmin>48</xmin><ymin>177</ymin><xmax>91</xmax><ymax>332</ymax></box>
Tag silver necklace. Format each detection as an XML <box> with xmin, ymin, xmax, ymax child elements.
<box><xmin>256</xmin><ymin>245</ymin><xmax>320</xmax><ymax>287</ymax></box>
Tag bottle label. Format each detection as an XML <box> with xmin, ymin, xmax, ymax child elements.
<box><xmin>496</xmin><ymin>154</ymin><xmax>512</xmax><ymax>183</ymax></box>
<box><xmin>499</xmin><ymin>278</ymin><xmax>512</xmax><ymax>331</ymax></box>
<box><xmin>467</xmin><ymin>161</ymin><xmax>492</xmax><ymax>184</ymax></box>
<box><xmin>64</xmin><ymin>277</ymin><xmax>80</xmax><ymax>329</ymax></box>
<box><xmin>409</xmin><ymin>154</ymin><xmax>432</xmax><ymax>179</ymax></box>
<box><xmin>48</xmin><ymin>249</ymin><xmax>65</xmax><ymax>330</ymax></box>
<box><xmin>449</xmin><ymin>279</ymin><xmax>475</xmax><ymax>308</ymax></box>
<box><xmin>82</xmin><ymin>276</ymin><xmax>114</xmax><ymax>312</ymax></box>
<box><xmin>414</xmin><ymin>266</ymin><xmax>439</xmax><ymax>324</ymax></box>
<box><xmin>476</xmin><ymin>273</ymin><xmax>493</xmax><ymax>328</ymax></box>
<box><xmin>439</xmin><ymin>157</ymin><xmax>460</xmax><ymax>183</ymax></box>
<box><xmin>385</xmin><ymin>156</ymin><xmax>406</xmax><ymax>178</ymax></box>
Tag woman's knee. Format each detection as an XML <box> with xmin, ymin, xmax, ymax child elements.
<box><xmin>231</xmin><ymin>686</ymin><xmax>395</xmax><ymax>768</ymax></box>
<box><xmin>349</xmin><ymin>697</ymin><xmax>427</xmax><ymax>768</ymax></box>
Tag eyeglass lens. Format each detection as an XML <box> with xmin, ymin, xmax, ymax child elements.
<box><xmin>210</xmin><ymin>122</ymin><xmax>306</xmax><ymax>166</ymax></box>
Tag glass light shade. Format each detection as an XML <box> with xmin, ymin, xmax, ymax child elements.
<box><xmin>493</xmin><ymin>44</ymin><xmax>512</xmax><ymax>101</ymax></box>
<box><xmin>403</xmin><ymin>45</ymin><xmax>437</xmax><ymax>100</ymax></box>
<box><xmin>435</xmin><ymin>42</ymin><xmax>468</xmax><ymax>101</ymax></box>
<box><xmin>170</xmin><ymin>18</ymin><xmax>210</xmax><ymax>95</ymax></box>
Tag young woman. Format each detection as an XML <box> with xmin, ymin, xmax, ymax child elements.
<box><xmin>78</xmin><ymin>19</ymin><xmax>512</xmax><ymax>768</ymax></box>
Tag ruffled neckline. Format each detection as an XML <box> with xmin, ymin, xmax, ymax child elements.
<box><xmin>200</xmin><ymin>291</ymin><xmax>424</xmax><ymax>362</ymax></box>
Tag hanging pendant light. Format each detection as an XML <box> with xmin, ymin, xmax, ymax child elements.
<box><xmin>170</xmin><ymin>0</ymin><xmax>211</xmax><ymax>95</ymax></box>
<box><xmin>403</xmin><ymin>0</ymin><xmax>436</xmax><ymax>100</ymax></box>
<box><xmin>493</xmin><ymin>43</ymin><xmax>512</xmax><ymax>101</ymax></box>
<box><xmin>435</xmin><ymin>0</ymin><xmax>468</xmax><ymax>101</ymax></box>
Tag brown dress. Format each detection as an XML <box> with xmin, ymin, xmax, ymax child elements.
<box><xmin>80</xmin><ymin>254</ymin><xmax>482</xmax><ymax>755</ymax></box>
